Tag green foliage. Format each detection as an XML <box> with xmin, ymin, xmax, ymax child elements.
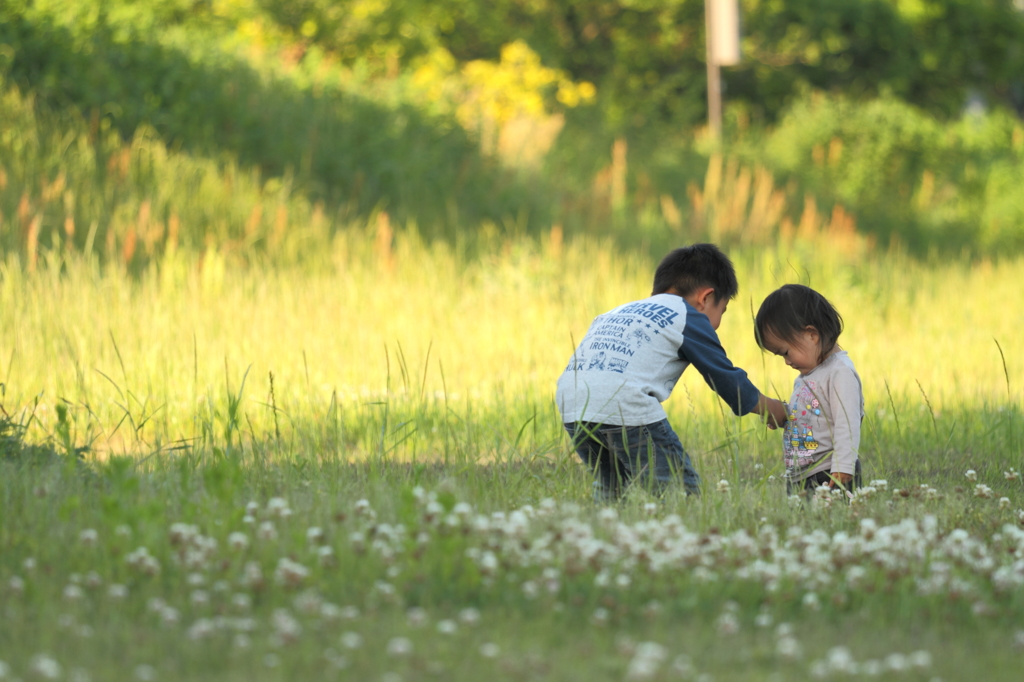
<box><xmin>2</xmin><ymin>0</ymin><xmax>1023</xmax><ymax>258</ymax></box>
<box><xmin>0</xmin><ymin>2</ymin><xmax>551</xmax><ymax>238</ymax></box>
<box><xmin>751</xmin><ymin>94</ymin><xmax>1024</xmax><ymax>251</ymax></box>
<box><xmin>256</xmin><ymin>0</ymin><xmax>1024</xmax><ymax>129</ymax></box>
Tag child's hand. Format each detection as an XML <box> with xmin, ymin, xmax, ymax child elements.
<box><xmin>765</xmin><ymin>398</ymin><xmax>787</xmax><ymax>430</ymax></box>
<box><xmin>828</xmin><ymin>472</ymin><xmax>854</xmax><ymax>487</ymax></box>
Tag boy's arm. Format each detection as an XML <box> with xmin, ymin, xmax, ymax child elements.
<box><xmin>678</xmin><ymin>310</ymin><xmax>778</xmax><ymax>422</ymax></box>
<box><xmin>752</xmin><ymin>393</ymin><xmax>787</xmax><ymax>430</ymax></box>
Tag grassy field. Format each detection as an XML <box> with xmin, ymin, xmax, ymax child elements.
<box><xmin>2</xmin><ymin>235</ymin><xmax>1024</xmax><ymax>681</ymax></box>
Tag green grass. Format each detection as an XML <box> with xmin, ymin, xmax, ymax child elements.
<box><xmin>1</xmin><ymin>237</ymin><xmax>1024</xmax><ymax>680</ymax></box>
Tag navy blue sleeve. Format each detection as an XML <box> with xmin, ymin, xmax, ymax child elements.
<box><xmin>677</xmin><ymin>308</ymin><xmax>761</xmax><ymax>416</ymax></box>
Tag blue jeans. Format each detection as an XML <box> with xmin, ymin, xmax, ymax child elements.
<box><xmin>564</xmin><ymin>419</ymin><xmax>701</xmax><ymax>502</ymax></box>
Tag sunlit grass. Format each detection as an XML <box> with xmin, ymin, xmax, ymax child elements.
<box><xmin>1</xmin><ymin>232</ymin><xmax>1020</xmax><ymax>466</ymax></box>
<box><xmin>1</xmin><ymin>234</ymin><xmax>1024</xmax><ymax>681</ymax></box>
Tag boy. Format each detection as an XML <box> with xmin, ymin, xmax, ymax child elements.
<box><xmin>556</xmin><ymin>243</ymin><xmax>786</xmax><ymax>501</ymax></box>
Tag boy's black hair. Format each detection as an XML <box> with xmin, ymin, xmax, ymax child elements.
<box><xmin>652</xmin><ymin>243</ymin><xmax>738</xmax><ymax>302</ymax></box>
<box><xmin>754</xmin><ymin>284</ymin><xmax>843</xmax><ymax>363</ymax></box>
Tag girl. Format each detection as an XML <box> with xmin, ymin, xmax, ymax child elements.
<box><xmin>755</xmin><ymin>284</ymin><xmax>864</xmax><ymax>494</ymax></box>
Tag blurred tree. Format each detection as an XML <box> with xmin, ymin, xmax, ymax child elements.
<box><xmin>253</xmin><ymin>0</ymin><xmax>1024</xmax><ymax>129</ymax></box>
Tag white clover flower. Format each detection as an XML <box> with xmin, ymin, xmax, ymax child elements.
<box><xmin>233</xmin><ymin>633</ymin><xmax>251</xmax><ymax>649</ymax></box>
<box><xmin>323</xmin><ymin>648</ymin><xmax>348</xmax><ymax>670</ymax></box>
<box><xmin>271</xmin><ymin>609</ymin><xmax>302</xmax><ymax>643</ymax></box>
<box><xmin>79</xmin><ymin>528</ymin><xmax>99</xmax><ymax>547</ymax></box>
<box><xmin>802</xmin><ymin>592</ymin><xmax>821</xmax><ymax>611</ymax></box>
<box><xmin>521</xmin><ymin>581</ymin><xmax>539</xmax><ymax>599</ymax></box>
<box><xmin>754</xmin><ymin>610</ymin><xmax>773</xmax><ymax>628</ymax></box>
<box><xmin>187</xmin><ymin>618</ymin><xmax>216</xmax><ymax>641</ymax></box>
<box><xmin>479</xmin><ymin>642</ymin><xmax>500</xmax><ymax>658</ymax></box>
<box><xmin>860</xmin><ymin>659</ymin><xmax>883</xmax><ymax>676</ymax></box>
<box><xmin>0</xmin><ymin>660</ymin><xmax>9</xmax><ymax>679</ymax></box>
<box><xmin>134</xmin><ymin>665</ymin><xmax>156</xmax><ymax>682</ymax></box>
<box><xmin>228</xmin><ymin>532</ymin><xmax>249</xmax><ymax>551</ymax></box>
<box><xmin>406</xmin><ymin>607</ymin><xmax>428</xmax><ymax>627</ymax></box>
<box><xmin>591</xmin><ymin>607</ymin><xmax>609</xmax><ymax>625</ymax></box>
<box><xmin>615</xmin><ymin>574</ymin><xmax>632</xmax><ymax>589</ymax></box>
<box><xmin>643</xmin><ymin>502</ymin><xmax>658</xmax><ymax>516</ymax></box>
<box><xmin>716</xmin><ymin>479</ymin><xmax>730</xmax><ymax>493</ymax></box>
<box><xmin>190</xmin><ymin>590</ymin><xmax>209</xmax><ymax>607</ymax></box>
<box><xmin>353</xmin><ymin>499</ymin><xmax>375</xmax><ymax>520</ymax></box>
<box><xmin>965</xmin><ymin>469</ymin><xmax>978</xmax><ymax>482</ymax></box>
<box><xmin>824</xmin><ymin>647</ymin><xmax>856</xmax><ymax>675</ymax></box>
<box><xmin>317</xmin><ymin>545</ymin><xmax>335</xmax><ymax>565</ymax></box>
<box><xmin>159</xmin><ymin>606</ymin><xmax>180</xmax><ymax>626</ymax></box>
<box><xmin>231</xmin><ymin>593</ymin><xmax>252</xmax><ymax>611</ymax></box>
<box><xmin>267</xmin><ymin>497</ymin><xmax>290</xmax><ymax>517</ymax></box>
<box><xmin>716</xmin><ymin>611</ymin><xmax>739</xmax><ymax>636</ymax></box>
<box><xmin>908</xmin><ymin>650</ymin><xmax>932</xmax><ymax>668</ymax></box>
<box><xmin>274</xmin><ymin>558</ymin><xmax>310</xmax><ymax>588</ymax></box>
<box><xmin>293</xmin><ymin>590</ymin><xmax>323</xmax><ymax>615</ymax></box>
<box><xmin>107</xmin><ymin>584</ymin><xmax>128</xmax><ymax>600</ymax></box>
<box><xmin>478</xmin><ymin>551</ymin><xmax>499</xmax><ymax>577</ymax></box>
<box><xmin>8</xmin><ymin>576</ymin><xmax>25</xmax><ymax>594</ymax></box>
<box><xmin>870</xmin><ymin>479</ymin><xmax>888</xmax><ymax>490</ymax></box>
<box><xmin>884</xmin><ymin>652</ymin><xmax>909</xmax><ymax>672</ymax></box>
<box><xmin>594</xmin><ymin>570</ymin><xmax>611</xmax><ymax>588</ymax></box>
<box><xmin>63</xmin><ymin>584</ymin><xmax>84</xmax><ymax>601</ymax></box>
<box><xmin>349</xmin><ymin>531</ymin><xmax>366</xmax><ymax>553</ymax></box>
<box><xmin>386</xmin><ymin>637</ymin><xmax>413</xmax><ymax>657</ymax></box>
<box><xmin>974</xmin><ymin>484</ymin><xmax>995</xmax><ymax>499</ymax></box>
<box><xmin>169</xmin><ymin>523</ymin><xmax>198</xmax><ymax>546</ymax></box>
<box><xmin>625</xmin><ymin>642</ymin><xmax>667</xmax><ymax>680</ymax></box>
<box><xmin>23</xmin><ymin>557</ymin><xmax>37</xmax><ymax>571</ymax></box>
<box><xmin>776</xmin><ymin>636</ymin><xmax>802</xmax><ymax>660</ymax></box>
<box><xmin>436</xmin><ymin>619</ymin><xmax>457</xmax><ymax>635</ymax></box>
<box><xmin>115</xmin><ymin>525</ymin><xmax>132</xmax><ymax>538</ymax></box>
<box><xmin>671</xmin><ymin>654</ymin><xmax>694</xmax><ymax>677</ymax></box>
<box><xmin>126</xmin><ymin>547</ymin><xmax>161</xmax><ymax>576</ymax></box>
<box><xmin>84</xmin><ymin>572</ymin><xmax>102</xmax><ymax>589</ymax></box>
<box><xmin>339</xmin><ymin>605</ymin><xmax>360</xmax><ymax>620</ymax></box>
<box><xmin>340</xmin><ymin>631</ymin><xmax>363</xmax><ymax>649</ymax></box>
<box><xmin>452</xmin><ymin>502</ymin><xmax>473</xmax><ymax>520</ymax></box>
<box><xmin>30</xmin><ymin>655</ymin><xmax>62</xmax><ymax>680</ymax></box>
<box><xmin>1005</xmin><ymin>468</ymin><xmax>1020</xmax><ymax>482</ymax></box>
<box><xmin>458</xmin><ymin>607</ymin><xmax>481</xmax><ymax>625</ymax></box>
<box><xmin>257</xmin><ymin>522</ymin><xmax>278</xmax><ymax>541</ymax></box>
<box><xmin>187</xmin><ymin>572</ymin><xmax>205</xmax><ymax>587</ymax></box>
<box><xmin>306</xmin><ymin>527</ymin><xmax>325</xmax><ymax>544</ymax></box>
<box><xmin>240</xmin><ymin>561</ymin><xmax>264</xmax><ymax>590</ymax></box>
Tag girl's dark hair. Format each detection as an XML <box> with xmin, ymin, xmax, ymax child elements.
<box><xmin>652</xmin><ymin>243</ymin><xmax>738</xmax><ymax>302</ymax></box>
<box><xmin>755</xmin><ymin>284</ymin><xmax>843</xmax><ymax>363</ymax></box>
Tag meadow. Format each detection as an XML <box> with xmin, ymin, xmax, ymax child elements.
<box><xmin>2</xmin><ymin>233</ymin><xmax>1024</xmax><ymax>681</ymax></box>
<box><xmin>3</xmin><ymin>3</ymin><xmax>1024</xmax><ymax>679</ymax></box>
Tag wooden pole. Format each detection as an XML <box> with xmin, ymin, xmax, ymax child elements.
<box><xmin>705</xmin><ymin>0</ymin><xmax>722</xmax><ymax>138</ymax></box>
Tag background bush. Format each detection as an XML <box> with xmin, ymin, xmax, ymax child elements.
<box><xmin>1</xmin><ymin>0</ymin><xmax>1023</xmax><ymax>261</ymax></box>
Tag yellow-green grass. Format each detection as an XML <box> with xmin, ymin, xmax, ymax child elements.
<box><xmin>1</xmin><ymin>231</ymin><xmax>1021</xmax><ymax>464</ymax></box>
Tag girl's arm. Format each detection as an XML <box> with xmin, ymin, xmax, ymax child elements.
<box><xmin>827</xmin><ymin>368</ymin><xmax>863</xmax><ymax>483</ymax></box>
